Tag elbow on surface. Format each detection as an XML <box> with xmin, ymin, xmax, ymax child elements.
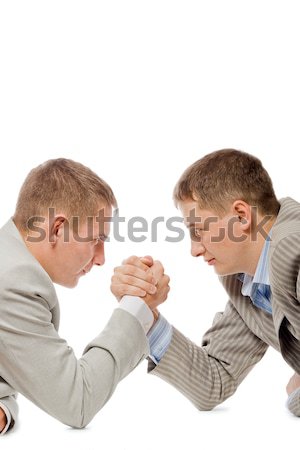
<box><xmin>193</xmin><ymin>391</ymin><xmax>236</xmax><ymax>411</ymax></box>
<box><xmin>64</xmin><ymin>418</ymin><xmax>90</xmax><ymax>430</ymax></box>
<box><xmin>196</xmin><ymin>404</ymin><xmax>216</xmax><ymax>412</ymax></box>
<box><xmin>60</xmin><ymin>413</ymin><xmax>92</xmax><ymax>430</ymax></box>
<box><xmin>193</xmin><ymin>399</ymin><xmax>221</xmax><ymax>412</ymax></box>
<box><xmin>70</xmin><ymin>422</ymin><xmax>88</xmax><ymax>430</ymax></box>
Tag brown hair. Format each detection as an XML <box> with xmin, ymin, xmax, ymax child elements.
<box><xmin>173</xmin><ymin>149</ymin><xmax>280</xmax><ymax>216</ymax></box>
<box><xmin>14</xmin><ymin>158</ymin><xmax>117</xmax><ymax>230</ymax></box>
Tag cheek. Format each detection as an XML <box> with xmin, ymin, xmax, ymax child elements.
<box><xmin>207</xmin><ymin>234</ymin><xmax>230</xmax><ymax>256</ymax></box>
<box><xmin>207</xmin><ymin>225</ymin><xmax>226</xmax><ymax>244</ymax></box>
<box><xmin>230</xmin><ymin>221</ymin><xmax>245</xmax><ymax>241</ymax></box>
<box><xmin>63</xmin><ymin>244</ymin><xmax>93</xmax><ymax>268</ymax></box>
<box><xmin>203</xmin><ymin>230</ymin><xmax>226</xmax><ymax>249</ymax></box>
<box><xmin>79</xmin><ymin>244</ymin><xmax>95</xmax><ymax>262</ymax></box>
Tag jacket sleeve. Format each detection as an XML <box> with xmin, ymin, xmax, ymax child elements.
<box><xmin>148</xmin><ymin>300</ymin><xmax>268</xmax><ymax>410</ymax></box>
<box><xmin>269</xmin><ymin>232</ymin><xmax>300</xmax><ymax>416</ymax></box>
<box><xmin>0</xmin><ymin>264</ymin><xmax>149</xmax><ymax>429</ymax></box>
<box><xmin>287</xmin><ymin>388</ymin><xmax>300</xmax><ymax>417</ymax></box>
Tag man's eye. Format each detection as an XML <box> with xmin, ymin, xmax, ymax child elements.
<box><xmin>190</xmin><ymin>228</ymin><xmax>202</xmax><ymax>241</ymax></box>
<box><xmin>94</xmin><ymin>235</ymin><xmax>107</xmax><ymax>244</ymax></box>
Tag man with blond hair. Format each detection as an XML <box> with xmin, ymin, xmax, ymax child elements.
<box><xmin>111</xmin><ymin>149</ymin><xmax>300</xmax><ymax>416</ymax></box>
<box><xmin>0</xmin><ymin>158</ymin><xmax>170</xmax><ymax>434</ymax></box>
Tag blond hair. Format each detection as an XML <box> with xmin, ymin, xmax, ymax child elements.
<box><xmin>173</xmin><ymin>149</ymin><xmax>280</xmax><ymax>216</ymax></box>
<box><xmin>14</xmin><ymin>158</ymin><xmax>117</xmax><ymax>230</ymax></box>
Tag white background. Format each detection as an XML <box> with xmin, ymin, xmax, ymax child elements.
<box><xmin>1</xmin><ymin>1</ymin><xmax>300</xmax><ymax>449</ymax></box>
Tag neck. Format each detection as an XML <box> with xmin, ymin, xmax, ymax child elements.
<box><xmin>243</xmin><ymin>215</ymin><xmax>276</xmax><ymax>276</ymax></box>
<box><xmin>15</xmin><ymin>220</ymin><xmax>52</xmax><ymax>277</ymax></box>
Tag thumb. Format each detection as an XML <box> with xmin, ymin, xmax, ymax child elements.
<box><xmin>140</xmin><ymin>255</ymin><xmax>154</xmax><ymax>267</ymax></box>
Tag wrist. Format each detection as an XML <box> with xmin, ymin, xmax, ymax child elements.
<box><xmin>152</xmin><ymin>309</ymin><xmax>159</xmax><ymax>322</ymax></box>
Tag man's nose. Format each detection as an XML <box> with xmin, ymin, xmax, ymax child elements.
<box><xmin>191</xmin><ymin>240</ymin><xmax>205</xmax><ymax>257</ymax></box>
<box><xmin>93</xmin><ymin>242</ymin><xmax>105</xmax><ymax>266</ymax></box>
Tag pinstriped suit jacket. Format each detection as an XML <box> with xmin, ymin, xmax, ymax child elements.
<box><xmin>149</xmin><ymin>197</ymin><xmax>300</xmax><ymax>416</ymax></box>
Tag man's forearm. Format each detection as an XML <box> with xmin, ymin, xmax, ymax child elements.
<box><xmin>148</xmin><ymin>300</ymin><xmax>268</xmax><ymax>411</ymax></box>
<box><xmin>1</xmin><ymin>308</ymin><xmax>149</xmax><ymax>429</ymax></box>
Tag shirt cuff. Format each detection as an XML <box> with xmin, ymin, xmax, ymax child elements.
<box><xmin>118</xmin><ymin>296</ymin><xmax>154</xmax><ymax>334</ymax></box>
<box><xmin>0</xmin><ymin>402</ymin><xmax>12</xmax><ymax>436</ymax></box>
<box><xmin>147</xmin><ymin>314</ymin><xmax>173</xmax><ymax>364</ymax></box>
<box><xmin>287</xmin><ymin>386</ymin><xmax>300</xmax><ymax>411</ymax></box>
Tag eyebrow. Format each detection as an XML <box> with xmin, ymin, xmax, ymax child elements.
<box><xmin>185</xmin><ymin>223</ymin><xmax>203</xmax><ymax>229</ymax></box>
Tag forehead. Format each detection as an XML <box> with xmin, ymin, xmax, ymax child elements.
<box><xmin>77</xmin><ymin>204</ymin><xmax>113</xmax><ymax>234</ymax></box>
<box><xmin>178</xmin><ymin>200</ymin><xmax>221</xmax><ymax>227</ymax></box>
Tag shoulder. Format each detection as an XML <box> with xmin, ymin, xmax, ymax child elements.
<box><xmin>218</xmin><ymin>274</ymin><xmax>243</xmax><ymax>297</ymax></box>
<box><xmin>269</xmin><ymin>233</ymin><xmax>300</xmax><ymax>300</ymax></box>
<box><xmin>272</xmin><ymin>197</ymin><xmax>300</xmax><ymax>240</ymax></box>
<box><xmin>0</xmin><ymin>221</ymin><xmax>58</xmax><ymax>310</ymax></box>
<box><xmin>269</xmin><ymin>197</ymin><xmax>300</xmax><ymax>271</ymax></box>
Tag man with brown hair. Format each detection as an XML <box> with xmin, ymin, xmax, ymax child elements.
<box><xmin>0</xmin><ymin>158</ymin><xmax>169</xmax><ymax>435</ymax></box>
<box><xmin>111</xmin><ymin>148</ymin><xmax>300</xmax><ymax>416</ymax></box>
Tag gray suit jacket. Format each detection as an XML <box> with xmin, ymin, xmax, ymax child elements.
<box><xmin>149</xmin><ymin>197</ymin><xmax>300</xmax><ymax>416</ymax></box>
<box><xmin>0</xmin><ymin>219</ymin><xmax>149</xmax><ymax>432</ymax></box>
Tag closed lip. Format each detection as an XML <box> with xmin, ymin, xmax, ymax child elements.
<box><xmin>82</xmin><ymin>264</ymin><xmax>93</xmax><ymax>274</ymax></box>
<box><xmin>205</xmin><ymin>258</ymin><xmax>216</xmax><ymax>265</ymax></box>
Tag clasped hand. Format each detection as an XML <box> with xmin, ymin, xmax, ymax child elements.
<box><xmin>111</xmin><ymin>255</ymin><xmax>170</xmax><ymax>312</ymax></box>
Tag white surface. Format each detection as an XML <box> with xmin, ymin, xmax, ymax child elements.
<box><xmin>1</xmin><ymin>1</ymin><xmax>300</xmax><ymax>448</ymax></box>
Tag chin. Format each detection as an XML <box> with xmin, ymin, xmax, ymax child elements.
<box><xmin>57</xmin><ymin>278</ymin><xmax>79</xmax><ymax>289</ymax></box>
<box><xmin>212</xmin><ymin>263</ymin><xmax>229</xmax><ymax>276</ymax></box>
<box><xmin>214</xmin><ymin>266</ymin><xmax>239</xmax><ymax>277</ymax></box>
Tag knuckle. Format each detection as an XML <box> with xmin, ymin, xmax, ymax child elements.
<box><xmin>126</xmin><ymin>275</ymin><xmax>134</xmax><ymax>284</ymax></box>
<box><xmin>146</xmin><ymin>273</ymin><xmax>154</xmax><ymax>282</ymax></box>
<box><xmin>110</xmin><ymin>284</ymin><xmax>118</xmax><ymax>294</ymax></box>
<box><xmin>125</xmin><ymin>274</ymin><xmax>137</xmax><ymax>284</ymax></box>
<box><xmin>146</xmin><ymin>268</ymin><xmax>154</xmax><ymax>278</ymax></box>
<box><xmin>156</xmin><ymin>260</ymin><xmax>164</xmax><ymax>270</ymax></box>
<box><xmin>120</xmin><ymin>265</ymin><xmax>133</xmax><ymax>276</ymax></box>
<box><xmin>127</xmin><ymin>266</ymin><xmax>136</xmax><ymax>276</ymax></box>
<box><xmin>127</xmin><ymin>255</ymin><xmax>138</xmax><ymax>264</ymax></box>
<box><xmin>122</xmin><ymin>255</ymin><xmax>134</xmax><ymax>265</ymax></box>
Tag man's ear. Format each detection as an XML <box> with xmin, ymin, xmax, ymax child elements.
<box><xmin>49</xmin><ymin>216</ymin><xmax>69</xmax><ymax>245</ymax></box>
<box><xmin>232</xmin><ymin>200</ymin><xmax>252</xmax><ymax>231</ymax></box>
